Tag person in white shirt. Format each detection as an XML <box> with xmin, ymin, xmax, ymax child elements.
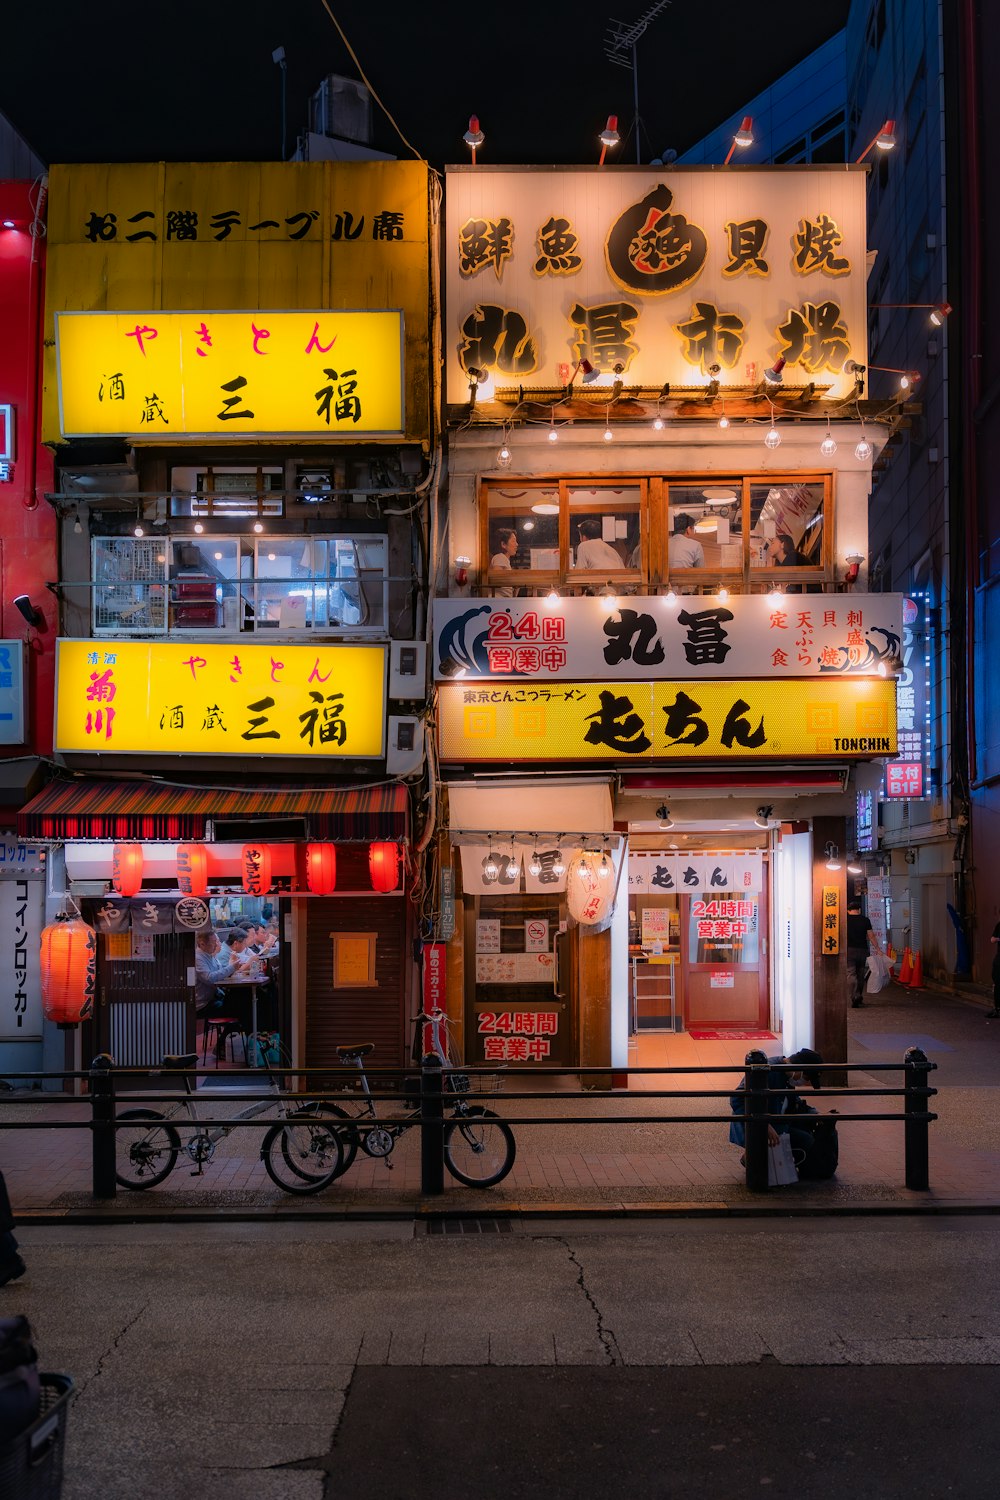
<box><xmin>490</xmin><ymin>529</ymin><xmax>519</xmax><ymax>597</ymax></box>
<box><xmin>575</xmin><ymin>519</ymin><xmax>625</xmax><ymax>570</ymax></box>
<box><xmin>668</xmin><ymin>514</ymin><xmax>706</xmax><ymax>568</ymax></box>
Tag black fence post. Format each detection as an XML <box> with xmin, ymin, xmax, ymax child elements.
<box><xmin>904</xmin><ymin>1045</ymin><xmax>932</xmax><ymax>1191</ymax></box>
<box><xmin>420</xmin><ymin>1052</ymin><xmax>445</xmax><ymax>1196</ymax></box>
<box><xmin>90</xmin><ymin>1053</ymin><xmax>117</xmax><ymax>1200</ymax></box>
<box><xmin>744</xmin><ymin>1048</ymin><xmax>770</xmax><ymax>1193</ymax></box>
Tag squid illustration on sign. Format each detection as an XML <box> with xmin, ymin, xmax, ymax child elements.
<box><xmin>605</xmin><ymin>185</ymin><xmax>708</xmax><ymax>297</ymax></box>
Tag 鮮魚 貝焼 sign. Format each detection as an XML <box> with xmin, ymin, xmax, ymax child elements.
<box><xmin>55</xmin><ymin>640</ymin><xmax>386</xmax><ymax>758</ymax></box>
<box><xmin>437</xmin><ymin>677</ymin><xmax>897</xmax><ymax>764</ymax></box>
<box><xmin>55</xmin><ymin>311</ymin><xmax>404</xmax><ymax>438</ymax></box>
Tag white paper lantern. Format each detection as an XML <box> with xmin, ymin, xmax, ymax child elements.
<box><xmin>566</xmin><ymin>850</ymin><xmax>615</xmax><ymax>931</ymax></box>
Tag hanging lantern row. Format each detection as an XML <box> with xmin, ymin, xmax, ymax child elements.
<box><xmin>40</xmin><ymin>913</ymin><xmax>97</xmax><ymax>1028</ymax></box>
<box><xmin>116</xmin><ymin>840</ymin><xmax>401</xmax><ymax>898</ymax></box>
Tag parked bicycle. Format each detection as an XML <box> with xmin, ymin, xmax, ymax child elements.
<box><xmin>281</xmin><ymin>1019</ymin><xmax>516</xmax><ymax>1189</ymax></box>
<box><xmin>114</xmin><ymin>1048</ymin><xmax>343</xmax><ymax>1195</ymax></box>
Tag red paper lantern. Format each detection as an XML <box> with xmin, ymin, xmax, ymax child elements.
<box><xmin>40</xmin><ymin>915</ymin><xmax>97</xmax><ymax>1028</ymax></box>
<box><xmin>306</xmin><ymin>843</ymin><xmax>337</xmax><ymax>895</ymax></box>
<box><xmin>369</xmin><ymin>841</ymin><xmax>401</xmax><ymax>893</ymax></box>
<box><xmin>177</xmin><ymin>843</ymin><xmax>209</xmax><ymax>897</ymax></box>
<box><xmin>112</xmin><ymin>843</ymin><xmax>144</xmax><ymax>897</ymax></box>
<box><xmin>242</xmin><ymin>843</ymin><xmax>272</xmax><ymax>896</ymax></box>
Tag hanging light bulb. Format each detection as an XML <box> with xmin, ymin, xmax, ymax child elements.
<box><xmin>548</xmin><ymin>412</ymin><xmax>559</xmax><ymax>442</ymax></box>
<box><xmin>718</xmin><ymin>413</ymin><xmax>729</xmax><ymax>430</ymax></box>
<box><xmin>597</xmin><ymin>841</ymin><xmax>612</xmax><ymax>880</ymax></box>
<box><xmin>133</xmin><ymin>523</ymin><xmax>144</xmax><ymax>537</ymax></box>
<box><xmin>552</xmin><ymin>848</ymin><xmax>566</xmax><ymax>878</ymax></box>
<box><xmin>664</xmin><ymin>588</ymin><xmax>676</xmax><ymax>605</ymax></box>
<box><xmin>482</xmin><ymin>843</ymin><xmax>499</xmax><ymax>883</ymax></box>
<box><xmin>496</xmin><ymin>438</ymin><xmax>512</xmax><ymax>468</ymax></box>
<box><xmin>820</xmin><ymin>418</ymin><xmax>837</xmax><ymax>458</ymax></box>
<box><xmin>603</xmin><ymin>424</ymin><xmax>614</xmax><ymax>442</ymax></box>
<box><xmin>855</xmin><ymin>426</ymin><xmax>873</xmax><ymax>462</ymax></box>
<box><xmin>193</xmin><ymin>521</ymin><xmax>204</xmax><ymax>534</ymax></box>
<box><xmin>529</xmin><ymin>847</ymin><xmax>542</xmax><ymax>878</ymax></box>
<box><xmin>764</xmin><ymin>424</ymin><xmax>781</xmax><ymax>450</ymax></box>
<box><xmin>770</xmin><ymin>585</ymin><xmax>784</xmax><ymax>600</ymax></box>
<box><xmin>652</xmin><ymin>412</ymin><xmax>665</xmax><ymax>431</ymax></box>
<box><xmin>253</xmin><ymin>520</ymin><xmax>264</xmax><ymax>534</ymax></box>
<box><xmin>545</xmin><ymin>589</ymin><xmax>560</xmax><ymax>605</ymax></box>
<box><xmin>718</xmin><ymin>586</ymin><xmax>729</xmax><ymax>602</ymax></box>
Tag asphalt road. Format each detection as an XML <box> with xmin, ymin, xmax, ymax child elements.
<box><xmin>9</xmin><ymin>1215</ymin><xmax>1000</xmax><ymax>1499</ymax></box>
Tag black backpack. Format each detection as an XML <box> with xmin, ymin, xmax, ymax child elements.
<box><xmin>796</xmin><ymin>1116</ymin><xmax>840</xmax><ymax>1180</ymax></box>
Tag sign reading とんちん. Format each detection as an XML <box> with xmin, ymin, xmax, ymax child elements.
<box><xmin>55</xmin><ymin>311</ymin><xmax>403</xmax><ymax>439</ymax></box>
<box><xmin>434</xmin><ymin>595</ymin><xmax>904</xmax><ymax>681</ymax></box>
<box><xmin>438</xmin><ymin>677</ymin><xmax>897</xmax><ymax>765</ymax></box>
<box><xmin>55</xmin><ymin>640</ymin><xmax>386</xmax><ymax>758</ymax></box>
<box><xmin>445</xmin><ymin>168</ymin><xmax>868</xmax><ymax>400</ymax></box>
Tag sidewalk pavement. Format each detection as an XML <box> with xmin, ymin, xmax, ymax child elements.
<box><xmin>3</xmin><ymin>980</ymin><xmax>1000</xmax><ymax>1218</ymax></box>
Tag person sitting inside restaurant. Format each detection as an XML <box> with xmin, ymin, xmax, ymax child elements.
<box><xmin>195</xmin><ymin>931</ymin><xmax>238</xmax><ymax>1060</ymax></box>
<box><xmin>668</xmin><ymin>513</ymin><xmax>706</xmax><ymax>568</ymax></box>
<box><xmin>574</xmin><ymin>518</ymin><xmax>626</xmax><ymax>571</ymax></box>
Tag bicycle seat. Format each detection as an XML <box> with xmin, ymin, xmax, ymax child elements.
<box><xmin>336</xmin><ymin>1043</ymin><xmax>375</xmax><ymax>1059</ymax></box>
<box><xmin>163</xmin><ymin>1053</ymin><xmax>198</xmax><ymax>1070</ymax></box>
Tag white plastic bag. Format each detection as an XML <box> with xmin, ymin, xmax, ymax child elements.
<box><xmin>866</xmin><ymin>951</ymin><xmax>891</xmax><ymax>994</ymax></box>
<box><xmin>767</xmin><ymin>1134</ymin><xmax>799</xmax><ymax>1186</ymax></box>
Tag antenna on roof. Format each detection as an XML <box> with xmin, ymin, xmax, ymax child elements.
<box><xmin>604</xmin><ymin>0</ymin><xmax>671</xmax><ymax>165</ymax></box>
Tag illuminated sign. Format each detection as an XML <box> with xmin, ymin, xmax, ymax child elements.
<box><xmin>434</xmin><ymin>595</ymin><xmax>904</xmax><ymax>681</ymax></box>
<box><xmin>628</xmin><ymin>853</ymin><xmax>762</xmax><ymax>894</ymax></box>
<box><xmin>55</xmin><ymin>310</ymin><xmax>404</xmax><ymax>439</ymax></box>
<box><xmin>0</xmin><ymin>641</ymin><xmax>26</xmax><ymax>744</ymax></box>
<box><xmin>445</xmin><ymin>168</ymin><xmax>868</xmax><ymax>401</ymax></box>
<box><xmin>884</xmin><ymin>592</ymin><xmax>931</xmax><ymax>800</ymax></box>
<box><xmin>437</xmin><ymin>677</ymin><xmax>897</xmax><ymax>764</ymax></box>
<box><xmin>55</xmin><ymin>640</ymin><xmax>386</xmax><ymax>758</ymax></box>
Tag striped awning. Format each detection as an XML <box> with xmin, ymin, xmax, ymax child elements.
<box><xmin>17</xmin><ymin>779</ymin><xmax>409</xmax><ymax>843</ymax></box>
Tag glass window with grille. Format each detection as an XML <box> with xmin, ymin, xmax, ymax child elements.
<box><xmin>666</xmin><ymin>482</ymin><xmax>744</xmax><ymax>575</ymax></box>
<box><xmin>92</xmin><ymin>535</ymin><xmax>387</xmax><ymax>634</ymax></box>
<box><xmin>485</xmin><ymin>486</ymin><xmax>560</xmax><ymax>593</ymax></box>
<box><xmin>567</xmin><ymin>486</ymin><xmax>641</xmax><ymax>578</ymax></box>
<box><xmin>748</xmin><ymin>481</ymin><xmax>826</xmax><ymax>582</ymax></box>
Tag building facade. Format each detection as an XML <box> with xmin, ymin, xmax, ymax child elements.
<box><xmin>21</xmin><ymin>158</ymin><xmax>436</xmax><ymax>1078</ymax></box>
<box><xmin>435</xmin><ymin>163</ymin><xmax>901</xmax><ymax>1078</ymax></box>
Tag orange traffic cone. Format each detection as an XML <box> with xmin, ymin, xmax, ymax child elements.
<box><xmin>909</xmin><ymin>950</ymin><xmax>923</xmax><ymax>988</ymax></box>
<box><xmin>897</xmin><ymin>947</ymin><xmax>913</xmax><ymax>985</ymax></box>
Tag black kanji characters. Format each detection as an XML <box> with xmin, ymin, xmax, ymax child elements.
<box><xmin>141</xmin><ymin>393</ymin><xmax>169</xmax><ymax>425</ymax></box>
<box><xmin>661</xmin><ymin>690</ymin><xmax>710</xmax><ymax>747</ymax></box>
<box><xmin>776</xmin><ymin>301</ymin><xmax>851</xmax><ymax>374</ymax></box>
<box><xmin>315</xmin><ymin>369</ymin><xmax>362</xmax><ymax>426</ymax></box>
<box><xmin>98</xmin><ymin>373</ymin><xmax>125</xmax><ymax>403</ymax></box>
<box><xmin>602</xmin><ymin>610</ymin><xmax>665</xmax><ymax>668</ymax></box>
<box><xmin>210</xmin><ymin>210</ymin><xmax>241</xmax><ymax>240</ymax></box>
<box><xmin>85</xmin><ymin>212</ymin><xmax>117</xmax><ymax>242</ymax></box>
<box><xmin>331</xmin><ymin>212</ymin><xmax>364</xmax><ymax>241</ymax></box>
<box><xmin>242</xmin><ymin>697</ymin><xmax>280</xmax><ymax>741</ymax></box>
<box><xmin>650</xmin><ymin>864</ymin><xmax>675</xmax><ymax>890</ymax></box>
<box><xmin>792</xmin><ymin>213</ymin><xmax>851</xmax><ymax>276</ymax></box>
<box><xmin>459</xmin><ymin>304</ymin><xmax>538</xmax><ymax>377</ymax></box>
<box><xmin>166</xmin><ymin>210</ymin><xmax>198</xmax><ymax>241</ymax></box>
<box><xmin>583</xmin><ymin>690</ymin><xmax>652</xmax><ymax>754</ymax></box>
<box><xmin>125</xmin><ymin>211</ymin><xmax>156</xmax><ymax>242</ymax></box>
<box><xmin>569</xmin><ymin>302</ymin><xmax>639</xmax><ymax>373</ymax></box>
<box><xmin>298</xmin><ymin>691</ymin><xmax>347</xmax><ymax>747</ymax></box>
<box><xmin>534</xmin><ymin>216</ymin><xmax>582</xmax><ymax>275</ymax></box>
<box><xmin>675</xmin><ymin>302</ymin><xmax>746</xmax><ymax>372</ymax></box>
<box><xmin>372</xmin><ymin>211</ymin><xmax>404</xmax><ymax>241</ymax></box>
<box><xmin>720</xmin><ymin>698</ymin><xmax>767</xmax><ymax>749</ymax></box>
<box><xmin>459</xmin><ymin>217</ymin><xmax>514</xmax><ymax>279</ymax></box>
<box><xmin>722</xmin><ymin>219</ymin><xmax>770</xmax><ymax>277</ymax></box>
<box><xmin>676</xmin><ymin>608</ymin><xmax>734</xmax><ymax>666</ymax></box>
<box><xmin>218</xmin><ymin>375</ymin><xmax>255</xmax><ymax>421</ymax></box>
<box><xmin>606</xmin><ymin>184</ymin><xmax>708</xmax><ymax>295</ymax></box>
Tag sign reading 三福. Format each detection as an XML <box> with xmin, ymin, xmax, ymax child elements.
<box><xmin>55</xmin><ymin>311</ymin><xmax>404</xmax><ymax>439</ymax></box>
<box><xmin>433</xmin><ymin>596</ymin><xmax>904</xmax><ymax>683</ymax></box>
<box><xmin>438</xmin><ymin>678</ymin><xmax>897</xmax><ymax>765</ymax></box>
<box><xmin>54</xmin><ymin>640</ymin><xmax>386</xmax><ymax>758</ymax></box>
<box><xmin>445</xmin><ymin>167</ymin><xmax>868</xmax><ymax>401</ymax></box>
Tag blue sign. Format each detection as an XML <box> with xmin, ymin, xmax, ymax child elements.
<box><xmin>0</xmin><ymin>641</ymin><xmax>26</xmax><ymax>744</ymax></box>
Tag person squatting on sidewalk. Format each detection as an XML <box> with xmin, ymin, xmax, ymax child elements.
<box><xmin>729</xmin><ymin>1049</ymin><xmax>840</xmax><ymax>1182</ymax></box>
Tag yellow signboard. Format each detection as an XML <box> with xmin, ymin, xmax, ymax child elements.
<box><xmin>822</xmin><ymin>886</ymin><xmax>841</xmax><ymax>955</ymax></box>
<box><xmin>437</xmin><ymin>678</ymin><xmax>897</xmax><ymax>764</ymax></box>
<box><xmin>55</xmin><ymin>311</ymin><xmax>403</xmax><ymax>438</ymax></box>
<box><xmin>55</xmin><ymin>640</ymin><xmax>386</xmax><ymax>758</ymax></box>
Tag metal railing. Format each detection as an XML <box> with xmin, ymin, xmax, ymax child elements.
<box><xmin>0</xmin><ymin>1047</ymin><xmax>937</xmax><ymax>1201</ymax></box>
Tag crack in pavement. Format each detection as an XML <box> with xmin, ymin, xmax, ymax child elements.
<box><xmin>270</xmin><ymin>1334</ymin><xmax>363</xmax><ymax>1487</ymax></box>
<box><xmin>77</xmin><ymin>1301</ymin><xmax>150</xmax><ymax>1399</ymax></box>
<box><xmin>542</xmin><ymin>1235</ymin><xmax>622</xmax><ymax>1366</ymax></box>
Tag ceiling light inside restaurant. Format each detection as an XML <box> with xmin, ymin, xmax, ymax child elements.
<box><xmin>703</xmin><ymin>488</ymin><xmax>736</xmax><ymax>505</ymax></box>
<box><xmin>531</xmin><ymin>500</ymin><xmax>560</xmax><ymax>515</ymax></box>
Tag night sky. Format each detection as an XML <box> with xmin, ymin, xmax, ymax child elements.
<box><xmin>6</xmin><ymin>1</ymin><xmax>848</xmax><ymax>170</ymax></box>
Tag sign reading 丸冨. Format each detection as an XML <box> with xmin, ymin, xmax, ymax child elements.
<box><xmin>55</xmin><ymin>311</ymin><xmax>404</xmax><ymax>438</ymax></box>
<box><xmin>433</xmin><ymin>596</ymin><xmax>904</xmax><ymax>682</ymax></box>
<box><xmin>438</xmin><ymin>678</ymin><xmax>897</xmax><ymax>765</ymax></box>
<box><xmin>54</xmin><ymin>639</ymin><xmax>386</xmax><ymax>758</ymax></box>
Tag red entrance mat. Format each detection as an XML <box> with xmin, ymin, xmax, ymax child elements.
<box><xmin>688</xmin><ymin>1029</ymin><xmax>778</xmax><ymax>1041</ymax></box>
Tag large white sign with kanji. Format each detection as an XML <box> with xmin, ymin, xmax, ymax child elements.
<box><xmin>445</xmin><ymin>167</ymin><xmax>868</xmax><ymax>402</ymax></box>
<box><xmin>434</xmin><ymin>595</ymin><xmax>904</xmax><ymax>682</ymax></box>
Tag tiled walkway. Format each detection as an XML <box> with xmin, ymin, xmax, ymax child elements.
<box><xmin>3</xmin><ymin>983</ymin><xmax>999</xmax><ymax>1216</ymax></box>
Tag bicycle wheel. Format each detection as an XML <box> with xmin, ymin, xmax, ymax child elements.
<box><xmin>444</xmin><ymin>1106</ymin><xmax>515</xmax><ymax>1188</ymax></box>
<box><xmin>279</xmin><ymin>1105</ymin><xmax>359</xmax><ymax>1181</ymax></box>
<box><xmin>115</xmin><ymin>1108</ymin><xmax>180</xmax><ymax>1190</ymax></box>
<box><xmin>261</xmin><ymin>1119</ymin><xmax>343</xmax><ymax>1194</ymax></box>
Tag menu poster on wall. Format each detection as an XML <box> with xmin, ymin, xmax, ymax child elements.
<box><xmin>476</xmin><ymin>920</ymin><xmax>501</xmax><ymax>953</ymax></box>
<box><xmin>524</xmin><ymin>919</ymin><xmax>549</xmax><ymax>953</ymax></box>
<box><xmin>475</xmin><ymin>953</ymin><xmax>555</xmax><ymax>984</ymax></box>
<box><xmin>641</xmin><ymin>908</ymin><xmax>671</xmax><ymax>946</ymax></box>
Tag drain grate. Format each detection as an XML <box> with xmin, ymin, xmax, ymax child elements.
<box><xmin>425</xmin><ymin>1217</ymin><xmax>513</xmax><ymax>1235</ymax></box>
